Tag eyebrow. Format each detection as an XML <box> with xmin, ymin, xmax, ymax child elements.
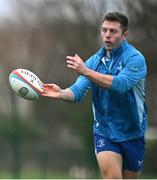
<box><xmin>102</xmin><ymin>27</ymin><xmax>119</xmax><ymax>33</ymax></box>
<box><xmin>102</xmin><ymin>27</ymin><xmax>118</xmax><ymax>31</ymax></box>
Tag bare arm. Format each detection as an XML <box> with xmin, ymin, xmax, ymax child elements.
<box><xmin>42</xmin><ymin>84</ymin><xmax>75</xmax><ymax>102</ymax></box>
<box><xmin>42</xmin><ymin>53</ymin><xmax>113</xmax><ymax>102</ymax></box>
<box><xmin>66</xmin><ymin>54</ymin><xmax>113</xmax><ymax>88</ymax></box>
<box><xmin>85</xmin><ymin>68</ymin><xmax>113</xmax><ymax>88</ymax></box>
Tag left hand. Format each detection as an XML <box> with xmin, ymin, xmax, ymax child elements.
<box><xmin>66</xmin><ymin>54</ymin><xmax>88</xmax><ymax>75</ymax></box>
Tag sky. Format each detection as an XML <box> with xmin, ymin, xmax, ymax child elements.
<box><xmin>0</xmin><ymin>0</ymin><xmax>13</xmax><ymax>17</ymax></box>
<box><xmin>0</xmin><ymin>0</ymin><xmax>126</xmax><ymax>18</ymax></box>
<box><xmin>0</xmin><ymin>0</ymin><xmax>128</xmax><ymax>27</ymax></box>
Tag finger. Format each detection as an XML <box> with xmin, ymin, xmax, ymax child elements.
<box><xmin>42</xmin><ymin>88</ymin><xmax>52</xmax><ymax>94</ymax></box>
<box><xmin>67</xmin><ymin>64</ymin><xmax>77</xmax><ymax>69</ymax></box>
<box><xmin>66</xmin><ymin>56</ymin><xmax>76</xmax><ymax>61</ymax></box>
<box><xmin>66</xmin><ymin>56</ymin><xmax>73</xmax><ymax>59</ymax></box>
<box><xmin>43</xmin><ymin>84</ymin><xmax>55</xmax><ymax>87</ymax></box>
<box><xmin>42</xmin><ymin>88</ymin><xmax>49</xmax><ymax>94</ymax></box>
<box><xmin>43</xmin><ymin>84</ymin><xmax>53</xmax><ymax>86</ymax></box>
<box><xmin>67</xmin><ymin>62</ymin><xmax>78</xmax><ymax>68</ymax></box>
<box><xmin>41</xmin><ymin>91</ymin><xmax>47</xmax><ymax>95</ymax></box>
<box><xmin>66</xmin><ymin>60</ymin><xmax>77</xmax><ymax>66</ymax></box>
<box><xmin>42</xmin><ymin>93</ymin><xmax>49</xmax><ymax>97</ymax></box>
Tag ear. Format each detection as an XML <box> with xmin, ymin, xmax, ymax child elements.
<box><xmin>122</xmin><ymin>31</ymin><xmax>128</xmax><ymax>39</ymax></box>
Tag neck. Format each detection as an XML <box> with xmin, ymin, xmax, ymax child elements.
<box><xmin>110</xmin><ymin>40</ymin><xmax>127</xmax><ymax>54</ymax></box>
<box><xmin>106</xmin><ymin>50</ymin><xmax>111</xmax><ymax>58</ymax></box>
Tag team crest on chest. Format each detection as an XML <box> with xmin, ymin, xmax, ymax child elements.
<box><xmin>116</xmin><ymin>62</ymin><xmax>123</xmax><ymax>72</ymax></box>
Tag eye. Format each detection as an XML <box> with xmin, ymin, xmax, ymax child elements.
<box><xmin>102</xmin><ymin>28</ymin><xmax>107</xmax><ymax>33</ymax></box>
<box><xmin>110</xmin><ymin>29</ymin><xmax>118</xmax><ymax>34</ymax></box>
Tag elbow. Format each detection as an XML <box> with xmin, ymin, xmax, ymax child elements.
<box><xmin>110</xmin><ymin>77</ymin><xmax>130</xmax><ymax>94</ymax></box>
<box><xmin>111</xmin><ymin>85</ymin><xmax>128</xmax><ymax>94</ymax></box>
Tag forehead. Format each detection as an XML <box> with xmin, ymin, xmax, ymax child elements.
<box><xmin>102</xmin><ymin>20</ymin><xmax>121</xmax><ymax>30</ymax></box>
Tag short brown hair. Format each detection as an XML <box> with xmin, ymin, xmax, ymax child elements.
<box><xmin>102</xmin><ymin>12</ymin><xmax>128</xmax><ymax>33</ymax></box>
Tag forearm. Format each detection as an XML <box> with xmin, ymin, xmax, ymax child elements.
<box><xmin>60</xmin><ymin>88</ymin><xmax>75</xmax><ymax>102</ymax></box>
<box><xmin>84</xmin><ymin>68</ymin><xmax>113</xmax><ymax>88</ymax></box>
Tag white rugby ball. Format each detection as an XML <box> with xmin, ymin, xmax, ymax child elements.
<box><xmin>9</xmin><ymin>69</ymin><xmax>43</xmax><ymax>100</ymax></box>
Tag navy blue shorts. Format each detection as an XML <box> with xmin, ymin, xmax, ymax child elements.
<box><xmin>94</xmin><ymin>133</ymin><xmax>145</xmax><ymax>172</ymax></box>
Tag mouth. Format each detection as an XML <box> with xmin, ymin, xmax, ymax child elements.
<box><xmin>105</xmin><ymin>41</ymin><xmax>112</xmax><ymax>44</ymax></box>
<box><xmin>104</xmin><ymin>41</ymin><xmax>113</xmax><ymax>49</ymax></box>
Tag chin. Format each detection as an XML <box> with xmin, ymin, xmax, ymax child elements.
<box><xmin>104</xmin><ymin>44</ymin><xmax>113</xmax><ymax>50</ymax></box>
<box><xmin>104</xmin><ymin>46</ymin><xmax>113</xmax><ymax>50</ymax></box>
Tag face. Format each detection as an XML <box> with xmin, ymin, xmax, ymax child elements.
<box><xmin>101</xmin><ymin>20</ymin><xmax>128</xmax><ymax>50</ymax></box>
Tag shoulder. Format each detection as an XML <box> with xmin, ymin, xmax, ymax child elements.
<box><xmin>123</xmin><ymin>43</ymin><xmax>146</xmax><ymax>66</ymax></box>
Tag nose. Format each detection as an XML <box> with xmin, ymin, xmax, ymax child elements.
<box><xmin>105</xmin><ymin>30</ymin><xmax>111</xmax><ymax>38</ymax></box>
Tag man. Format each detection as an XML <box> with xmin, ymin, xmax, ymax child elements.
<box><xmin>42</xmin><ymin>12</ymin><xmax>147</xmax><ymax>179</ymax></box>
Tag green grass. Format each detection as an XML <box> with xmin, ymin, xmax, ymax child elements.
<box><xmin>140</xmin><ymin>173</ymin><xmax>157</xmax><ymax>179</ymax></box>
<box><xmin>0</xmin><ymin>169</ymin><xmax>156</xmax><ymax>179</ymax></box>
<box><xmin>0</xmin><ymin>169</ymin><xmax>71</xmax><ymax>179</ymax></box>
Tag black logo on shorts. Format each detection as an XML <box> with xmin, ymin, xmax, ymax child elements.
<box><xmin>19</xmin><ymin>87</ymin><xmax>28</xmax><ymax>96</ymax></box>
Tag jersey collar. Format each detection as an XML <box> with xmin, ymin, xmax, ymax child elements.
<box><xmin>96</xmin><ymin>40</ymin><xmax>128</xmax><ymax>60</ymax></box>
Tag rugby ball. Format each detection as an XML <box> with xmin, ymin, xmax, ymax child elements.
<box><xmin>9</xmin><ymin>69</ymin><xmax>43</xmax><ymax>100</ymax></box>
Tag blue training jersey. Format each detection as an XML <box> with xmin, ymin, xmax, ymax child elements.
<box><xmin>69</xmin><ymin>40</ymin><xmax>148</xmax><ymax>142</ymax></box>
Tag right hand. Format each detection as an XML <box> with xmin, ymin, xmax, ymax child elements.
<box><xmin>42</xmin><ymin>84</ymin><xmax>62</xmax><ymax>99</ymax></box>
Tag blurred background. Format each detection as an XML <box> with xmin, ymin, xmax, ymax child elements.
<box><xmin>0</xmin><ymin>0</ymin><xmax>156</xmax><ymax>178</ymax></box>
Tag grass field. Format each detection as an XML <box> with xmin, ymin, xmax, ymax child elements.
<box><xmin>0</xmin><ymin>169</ymin><xmax>156</xmax><ymax>179</ymax></box>
<box><xmin>0</xmin><ymin>170</ymin><xmax>71</xmax><ymax>179</ymax></box>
